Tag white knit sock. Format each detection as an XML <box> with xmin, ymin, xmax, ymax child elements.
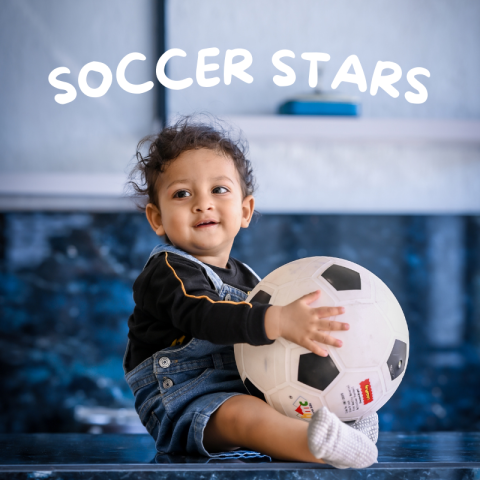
<box><xmin>307</xmin><ymin>407</ymin><xmax>378</xmax><ymax>469</ymax></box>
<box><xmin>346</xmin><ymin>413</ymin><xmax>379</xmax><ymax>444</ymax></box>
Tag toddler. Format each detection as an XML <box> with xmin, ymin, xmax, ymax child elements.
<box><xmin>124</xmin><ymin>116</ymin><xmax>378</xmax><ymax>467</ymax></box>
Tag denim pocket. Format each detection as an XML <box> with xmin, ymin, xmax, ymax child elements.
<box><xmin>138</xmin><ymin>391</ymin><xmax>162</xmax><ymax>420</ymax></box>
<box><xmin>145</xmin><ymin>411</ymin><xmax>160</xmax><ymax>437</ymax></box>
<box><xmin>162</xmin><ymin>367</ymin><xmax>214</xmax><ymax>415</ymax></box>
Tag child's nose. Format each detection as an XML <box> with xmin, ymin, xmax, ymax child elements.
<box><xmin>193</xmin><ymin>194</ymin><xmax>213</xmax><ymax>212</ymax></box>
<box><xmin>194</xmin><ymin>205</ymin><xmax>213</xmax><ymax>212</ymax></box>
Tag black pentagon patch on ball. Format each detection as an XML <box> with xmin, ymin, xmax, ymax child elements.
<box><xmin>250</xmin><ymin>290</ymin><xmax>271</xmax><ymax>304</ymax></box>
<box><xmin>321</xmin><ymin>264</ymin><xmax>361</xmax><ymax>291</ymax></box>
<box><xmin>387</xmin><ymin>339</ymin><xmax>407</xmax><ymax>380</ymax></box>
<box><xmin>244</xmin><ymin>377</ymin><xmax>267</xmax><ymax>402</ymax></box>
<box><xmin>298</xmin><ymin>353</ymin><xmax>340</xmax><ymax>391</ymax></box>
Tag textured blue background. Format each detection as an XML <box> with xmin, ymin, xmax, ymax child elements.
<box><xmin>1</xmin><ymin>212</ymin><xmax>479</xmax><ymax>433</ymax></box>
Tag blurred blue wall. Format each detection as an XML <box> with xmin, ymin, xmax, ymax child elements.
<box><xmin>1</xmin><ymin>213</ymin><xmax>480</xmax><ymax>433</ymax></box>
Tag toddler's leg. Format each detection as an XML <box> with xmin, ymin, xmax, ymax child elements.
<box><xmin>203</xmin><ymin>395</ymin><xmax>377</xmax><ymax>467</ymax></box>
<box><xmin>204</xmin><ymin>395</ymin><xmax>320</xmax><ymax>462</ymax></box>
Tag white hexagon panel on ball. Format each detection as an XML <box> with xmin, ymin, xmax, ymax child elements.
<box><xmin>374</xmin><ymin>276</ymin><xmax>409</xmax><ymax>339</ymax></box>
<box><xmin>323</xmin><ymin>370</ymin><xmax>385</xmax><ymax>422</ymax></box>
<box><xmin>273</xmin><ymin>278</ymin><xmax>336</xmax><ymax>308</ymax></box>
<box><xmin>262</xmin><ymin>257</ymin><xmax>329</xmax><ymax>287</ymax></box>
<box><xmin>330</xmin><ymin>303</ymin><xmax>393</xmax><ymax>369</ymax></box>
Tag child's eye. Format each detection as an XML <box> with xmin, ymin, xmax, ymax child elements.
<box><xmin>212</xmin><ymin>186</ymin><xmax>229</xmax><ymax>194</ymax></box>
<box><xmin>173</xmin><ymin>190</ymin><xmax>191</xmax><ymax>198</ymax></box>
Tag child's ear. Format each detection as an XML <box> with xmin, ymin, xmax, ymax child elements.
<box><xmin>241</xmin><ymin>195</ymin><xmax>255</xmax><ymax>228</ymax></box>
<box><xmin>146</xmin><ymin>203</ymin><xmax>166</xmax><ymax>237</ymax></box>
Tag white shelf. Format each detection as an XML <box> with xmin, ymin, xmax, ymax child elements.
<box><xmin>1</xmin><ymin>118</ymin><xmax>479</xmax><ymax>212</ymax></box>
<box><xmin>0</xmin><ymin>174</ymin><xmax>135</xmax><ymax>211</ymax></box>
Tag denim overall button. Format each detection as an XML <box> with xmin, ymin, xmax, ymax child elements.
<box><xmin>225</xmin><ymin>294</ymin><xmax>231</xmax><ymax>301</ymax></box>
<box><xmin>159</xmin><ymin>357</ymin><xmax>171</xmax><ymax>368</ymax></box>
<box><xmin>163</xmin><ymin>378</ymin><xmax>174</xmax><ymax>389</ymax></box>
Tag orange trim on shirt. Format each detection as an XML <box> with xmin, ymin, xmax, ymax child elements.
<box><xmin>170</xmin><ymin>335</ymin><xmax>186</xmax><ymax>347</ymax></box>
<box><xmin>164</xmin><ymin>252</ymin><xmax>253</xmax><ymax>308</ymax></box>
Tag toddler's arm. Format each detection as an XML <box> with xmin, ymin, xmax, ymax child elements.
<box><xmin>264</xmin><ymin>290</ymin><xmax>348</xmax><ymax>356</ymax></box>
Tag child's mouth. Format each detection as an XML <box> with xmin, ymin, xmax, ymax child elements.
<box><xmin>195</xmin><ymin>221</ymin><xmax>218</xmax><ymax>228</ymax></box>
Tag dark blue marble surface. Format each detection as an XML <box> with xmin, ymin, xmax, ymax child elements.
<box><xmin>0</xmin><ymin>433</ymin><xmax>479</xmax><ymax>479</ymax></box>
<box><xmin>1</xmin><ymin>213</ymin><xmax>480</xmax><ymax>434</ymax></box>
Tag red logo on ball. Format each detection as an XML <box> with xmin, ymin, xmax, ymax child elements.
<box><xmin>360</xmin><ymin>379</ymin><xmax>373</xmax><ymax>405</ymax></box>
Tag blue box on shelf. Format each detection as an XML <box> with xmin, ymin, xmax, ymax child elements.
<box><xmin>279</xmin><ymin>93</ymin><xmax>360</xmax><ymax>116</ymax></box>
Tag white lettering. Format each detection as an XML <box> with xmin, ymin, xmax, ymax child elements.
<box><xmin>370</xmin><ymin>61</ymin><xmax>402</xmax><ymax>98</ymax></box>
<box><xmin>156</xmin><ymin>48</ymin><xmax>193</xmax><ymax>90</ymax></box>
<box><xmin>405</xmin><ymin>67</ymin><xmax>430</xmax><ymax>104</ymax></box>
<box><xmin>48</xmin><ymin>67</ymin><xmax>77</xmax><ymax>104</ymax></box>
<box><xmin>78</xmin><ymin>62</ymin><xmax>112</xmax><ymax>98</ymax></box>
<box><xmin>197</xmin><ymin>48</ymin><xmax>220</xmax><ymax>88</ymax></box>
<box><xmin>224</xmin><ymin>48</ymin><xmax>253</xmax><ymax>85</ymax></box>
<box><xmin>272</xmin><ymin>50</ymin><xmax>296</xmax><ymax>87</ymax></box>
<box><xmin>301</xmin><ymin>52</ymin><xmax>330</xmax><ymax>88</ymax></box>
<box><xmin>331</xmin><ymin>55</ymin><xmax>367</xmax><ymax>92</ymax></box>
<box><xmin>116</xmin><ymin>52</ymin><xmax>154</xmax><ymax>94</ymax></box>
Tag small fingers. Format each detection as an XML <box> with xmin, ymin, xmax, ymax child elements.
<box><xmin>305</xmin><ymin>340</ymin><xmax>329</xmax><ymax>357</ymax></box>
<box><xmin>302</xmin><ymin>290</ymin><xmax>321</xmax><ymax>305</ymax></box>
<box><xmin>315</xmin><ymin>306</ymin><xmax>345</xmax><ymax>318</ymax></box>
<box><xmin>319</xmin><ymin>319</ymin><xmax>350</xmax><ymax>332</ymax></box>
<box><xmin>313</xmin><ymin>331</ymin><xmax>343</xmax><ymax>348</ymax></box>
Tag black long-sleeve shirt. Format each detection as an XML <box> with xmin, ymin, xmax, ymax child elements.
<box><xmin>126</xmin><ymin>251</ymin><xmax>273</xmax><ymax>372</ymax></box>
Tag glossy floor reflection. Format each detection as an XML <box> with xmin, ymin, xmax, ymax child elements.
<box><xmin>2</xmin><ymin>433</ymin><xmax>480</xmax><ymax>479</ymax></box>
<box><xmin>1</xmin><ymin>432</ymin><xmax>480</xmax><ymax>467</ymax></box>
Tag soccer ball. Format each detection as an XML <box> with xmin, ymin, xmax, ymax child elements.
<box><xmin>234</xmin><ymin>257</ymin><xmax>409</xmax><ymax>422</ymax></box>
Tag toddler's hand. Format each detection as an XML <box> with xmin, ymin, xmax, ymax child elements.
<box><xmin>264</xmin><ymin>290</ymin><xmax>349</xmax><ymax>357</ymax></box>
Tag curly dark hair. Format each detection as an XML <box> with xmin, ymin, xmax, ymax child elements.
<box><xmin>127</xmin><ymin>115</ymin><xmax>256</xmax><ymax>211</ymax></box>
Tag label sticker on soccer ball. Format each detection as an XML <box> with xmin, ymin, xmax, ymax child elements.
<box><xmin>293</xmin><ymin>396</ymin><xmax>315</xmax><ymax>419</ymax></box>
<box><xmin>338</xmin><ymin>381</ymin><xmax>372</xmax><ymax>414</ymax></box>
<box><xmin>360</xmin><ymin>379</ymin><xmax>374</xmax><ymax>405</ymax></box>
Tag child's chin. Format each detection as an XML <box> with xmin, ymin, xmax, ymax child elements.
<box><xmin>195</xmin><ymin>242</ymin><xmax>220</xmax><ymax>251</ymax></box>
<box><xmin>192</xmin><ymin>239</ymin><xmax>225</xmax><ymax>251</ymax></box>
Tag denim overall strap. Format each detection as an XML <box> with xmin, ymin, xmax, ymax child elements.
<box><xmin>146</xmin><ymin>244</ymin><xmax>224</xmax><ymax>294</ymax></box>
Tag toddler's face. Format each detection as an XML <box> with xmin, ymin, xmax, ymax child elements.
<box><xmin>146</xmin><ymin>148</ymin><xmax>254</xmax><ymax>265</ymax></box>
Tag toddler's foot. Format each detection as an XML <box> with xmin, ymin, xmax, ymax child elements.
<box><xmin>346</xmin><ymin>413</ymin><xmax>379</xmax><ymax>444</ymax></box>
<box><xmin>307</xmin><ymin>407</ymin><xmax>378</xmax><ymax>469</ymax></box>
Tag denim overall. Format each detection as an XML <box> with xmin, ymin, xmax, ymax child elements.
<box><xmin>124</xmin><ymin>244</ymin><xmax>268</xmax><ymax>459</ymax></box>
